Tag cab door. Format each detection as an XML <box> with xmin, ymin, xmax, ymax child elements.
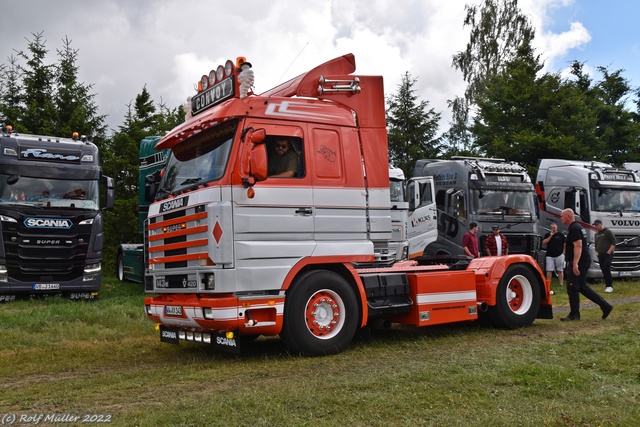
<box><xmin>406</xmin><ymin>177</ymin><xmax>437</xmax><ymax>258</ymax></box>
<box><xmin>233</xmin><ymin>123</ymin><xmax>314</xmax><ymax>245</ymax></box>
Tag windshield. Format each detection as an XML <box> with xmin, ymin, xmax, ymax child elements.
<box><xmin>591</xmin><ymin>187</ymin><xmax>640</xmax><ymax>212</ymax></box>
<box><xmin>0</xmin><ymin>175</ymin><xmax>99</xmax><ymax>210</ymax></box>
<box><xmin>472</xmin><ymin>189</ymin><xmax>535</xmax><ymax>216</ymax></box>
<box><xmin>157</xmin><ymin>119</ymin><xmax>236</xmax><ymax>197</ymax></box>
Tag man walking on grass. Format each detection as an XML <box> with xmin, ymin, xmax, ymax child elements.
<box><xmin>593</xmin><ymin>219</ymin><xmax>616</xmax><ymax>293</ymax></box>
<box><xmin>560</xmin><ymin>209</ymin><xmax>613</xmax><ymax>321</ymax></box>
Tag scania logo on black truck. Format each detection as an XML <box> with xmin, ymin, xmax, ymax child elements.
<box><xmin>160</xmin><ymin>196</ymin><xmax>189</xmax><ymax>213</ymax></box>
<box><xmin>24</xmin><ymin>218</ymin><xmax>73</xmax><ymax>229</ymax></box>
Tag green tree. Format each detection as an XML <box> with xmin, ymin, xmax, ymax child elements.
<box><xmin>101</xmin><ymin>86</ymin><xmax>185</xmax><ymax>269</ymax></box>
<box><xmin>447</xmin><ymin>0</ymin><xmax>535</xmax><ymax>154</ymax></box>
<box><xmin>156</xmin><ymin>99</ymin><xmax>187</xmax><ymax>132</ymax></box>
<box><xmin>0</xmin><ymin>56</ymin><xmax>25</xmax><ymax>131</ymax></box>
<box><xmin>386</xmin><ymin>72</ymin><xmax>441</xmax><ymax>177</ymax></box>
<box><xmin>54</xmin><ymin>35</ymin><xmax>107</xmax><ymax>142</ymax></box>
<box><xmin>101</xmin><ymin>89</ymin><xmax>155</xmax><ymax>269</ymax></box>
<box><xmin>471</xmin><ymin>44</ymin><xmax>601</xmax><ymax>171</ymax></box>
<box><xmin>588</xmin><ymin>65</ymin><xmax>640</xmax><ymax>165</ymax></box>
<box><xmin>15</xmin><ymin>31</ymin><xmax>57</xmax><ymax>134</ymax></box>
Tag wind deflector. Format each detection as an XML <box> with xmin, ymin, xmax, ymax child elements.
<box><xmin>259</xmin><ymin>54</ymin><xmax>356</xmax><ymax>99</ymax></box>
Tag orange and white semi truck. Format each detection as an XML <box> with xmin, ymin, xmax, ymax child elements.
<box><xmin>143</xmin><ymin>54</ymin><xmax>553</xmax><ymax>355</ymax></box>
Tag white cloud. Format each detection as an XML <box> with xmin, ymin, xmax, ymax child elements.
<box><xmin>1</xmin><ymin>0</ymin><xmax>619</xmax><ymax>136</ymax></box>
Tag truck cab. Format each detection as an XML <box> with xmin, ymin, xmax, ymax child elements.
<box><xmin>536</xmin><ymin>159</ymin><xmax>640</xmax><ymax>279</ymax></box>
<box><xmin>0</xmin><ymin>127</ymin><xmax>113</xmax><ymax>300</ymax></box>
<box><xmin>413</xmin><ymin>157</ymin><xmax>539</xmax><ymax>258</ymax></box>
<box><xmin>142</xmin><ymin>55</ymin><xmax>552</xmax><ymax>356</ymax></box>
<box><xmin>116</xmin><ymin>136</ymin><xmax>168</xmax><ymax>282</ymax></box>
<box><xmin>389</xmin><ymin>165</ymin><xmax>437</xmax><ymax>261</ymax></box>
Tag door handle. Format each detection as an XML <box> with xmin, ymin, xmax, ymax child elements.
<box><xmin>295</xmin><ymin>207</ymin><xmax>313</xmax><ymax>215</ymax></box>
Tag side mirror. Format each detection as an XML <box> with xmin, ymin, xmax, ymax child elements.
<box><xmin>407</xmin><ymin>181</ymin><xmax>419</xmax><ymax>211</ymax></box>
<box><xmin>144</xmin><ymin>169</ymin><xmax>163</xmax><ymax>202</ymax></box>
<box><xmin>103</xmin><ymin>176</ymin><xmax>114</xmax><ymax>209</ymax></box>
<box><xmin>240</xmin><ymin>127</ymin><xmax>267</xmax><ymax>183</ymax></box>
<box><xmin>250</xmin><ymin>128</ymin><xmax>266</xmax><ymax>143</ymax></box>
<box><xmin>250</xmin><ymin>144</ymin><xmax>268</xmax><ymax>182</ymax></box>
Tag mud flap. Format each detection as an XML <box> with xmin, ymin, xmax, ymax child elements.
<box><xmin>537</xmin><ymin>305</ymin><xmax>554</xmax><ymax>319</ymax></box>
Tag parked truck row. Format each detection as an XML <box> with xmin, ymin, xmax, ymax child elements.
<box><xmin>6</xmin><ymin>53</ymin><xmax>638</xmax><ymax>357</ymax></box>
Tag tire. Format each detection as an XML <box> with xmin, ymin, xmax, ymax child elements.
<box><xmin>239</xmin><ymin>334</ymin><xmax>260</xmax><ymax>348</ymax></box>
<box><xmin>116</xmin><ymin>251</ymin><xmax>125</xmax><ymax>282</ymax></box>
<box><xmin>488</xmin><ymin>264</ymin><xmax>541</xmax><ymax>329</ymax></box>
<box><xmin>280</xmin><ymin>270</ymin><xmax>359</xmax><ymax>356</ymax></box>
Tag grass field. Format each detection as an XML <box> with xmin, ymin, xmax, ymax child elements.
<box><xmin>1</xmin><ymin>276</ymin><xmax>639</xmax><ymax>426</ymax></box>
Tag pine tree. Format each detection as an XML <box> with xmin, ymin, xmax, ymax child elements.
<box><xmin>101</xmin><ymin>86</ymin><xmax>186</xmax><ymax>267</ymax></box>
<box><xmin>16</xmin><ymin>31</ymin><xmax>57</xmax><ymax>134</ymax></box>
<box><xmin>589</xmin><ymin>65</ymin><xmax>640</xmax><ymax>165</ymax></box>
<box><xmin>386</xmin><ymin>72</ymin><xmax>441</xmax><ymax>177</ymax></box>
<box><xmin>54</xmin><ymin>36</ymin><xmax>107</xmax><ymax>142</ymax></box>
<box><xmin>0</xmin><ymin>56</ymin><xmax>26</xmax><ymax>131</ymax></box>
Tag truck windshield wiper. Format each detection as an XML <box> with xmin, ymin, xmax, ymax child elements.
<box><xmin>155</xmin><ymin>186</ymin><xmax>170</xmax><ymax>198</ymax></box>
<box><xmin>180</xmin><ymin>177</ymin><xmax>201</xmax><ymax>185</ymax></box>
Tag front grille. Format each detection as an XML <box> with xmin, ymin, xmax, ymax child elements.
<box><xmin>2</xmin><ymin>223</ymin><xmax>91</xmax><ymax>282</ymax></box>
<box><xmin>610</xmin><ymin>234</ymin><xmax>640</xmax><ymax>272</ymax></box>
<box><xmin>147</xmin><ymin>204</ymin><xmax>209</xmax><ymax>271</ymax></box>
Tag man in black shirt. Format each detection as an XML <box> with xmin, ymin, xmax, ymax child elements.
<box><xmin>593</xmin><ymin>219</ymin><xmax>616</xmax><ymax>293</ymax></box>
<box><xmin>560</xmin><ymin>209</ymin><xmax>613</xmax><ymax>321</ymax></box>
<box><xmin>542</xmin><ymin>222</ymin><xmax>565</xmax><ymax>287</ymax></box>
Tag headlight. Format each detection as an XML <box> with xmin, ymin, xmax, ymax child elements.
<box><xmin>203</xmin><ymin>273</ymin><xmax>215</xmax><ymax>290</ymax></box>
<box><xmin>84</xmin><ymin>262</ymin><xmax>101</xmax><ymax>273</ymax></box>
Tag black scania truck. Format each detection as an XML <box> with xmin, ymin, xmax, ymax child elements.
<box><xmin>0</xmin><ymin>126</ymin><xmax>114</xmax><ymax>301</ymax></box>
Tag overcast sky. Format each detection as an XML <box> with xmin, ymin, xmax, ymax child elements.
<box><xmin>1</xmin><ymin>0</ymin><xmax>639</xmax><ymax>136</ymax></box>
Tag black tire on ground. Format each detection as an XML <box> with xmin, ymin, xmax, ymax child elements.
<box><xmin>280</xmin><ymin>270</ymin><xmax>359</xmax><ymax>356</ymax></box>
<box><xmin>488</xmin><ymin>264</ymin><xmax>542</xmax><ymax>329</ymax></box>
<box><xmin>239</xmin><ymin>334</ymin><xmax>260</xmax><ymax>348</ymax></box>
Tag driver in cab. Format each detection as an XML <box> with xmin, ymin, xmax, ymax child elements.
<box><xmin>268</xmin><ymin>137</ymin><xmax>297</xmax><ymax>178</ymax></box>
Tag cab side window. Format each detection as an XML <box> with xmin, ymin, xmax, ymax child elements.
<box><xmin>267</xmin><ymin>136</ymin><xmax>304</xmax><ymax>178</ymax></box>
<box><xmin>419</xmin><ymin>182</ymin><xmax>433</xmax><ymax>206</ymax></box>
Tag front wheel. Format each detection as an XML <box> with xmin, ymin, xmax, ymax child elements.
<box><xmin>116</xmin><ymin>251</ymin><xmax>125</xmax><ymax>282</ymax></box>
<box><xmin>488</xmin><ymin>265</ymin><xmax>541</xmax><ymax>329</ymax></box>
<box><xmin>280</xmin><ymin>270</ymin><xmax>359</xmax><ymax>356</ymax></box>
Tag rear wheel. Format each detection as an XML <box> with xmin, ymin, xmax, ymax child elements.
<box><xmin>280</xmin><ymin>270</ymin><xmax>359</xmax><ymax>356</ymax></box>
<box><xmin>488</xmin><ymin>265</ymin><xmax>541</xmax><ymax>329</ymax></box>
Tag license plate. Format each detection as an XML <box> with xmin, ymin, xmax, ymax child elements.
<box><xmin>165</xmin><ymin>305</ymin><xmax>183</xmax><ymax>316</ymax></box>
<box><xmin>155</xmin><ymin>275</ymin><xmax>197</xmax><ymax>289</ymax></box>
<box><xmin>33</xmin><ymin>283</ymin><xmax>60</xmax><ymax>290</ymax></box>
